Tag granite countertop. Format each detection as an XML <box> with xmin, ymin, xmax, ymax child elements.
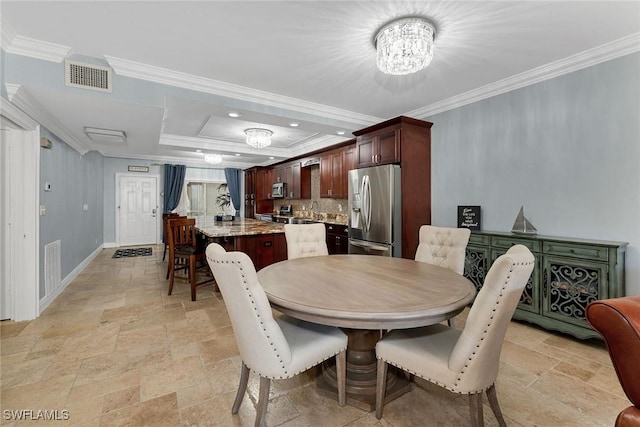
<box><xmin>196</xmin><ymin>217</ymin><xmax>285</xmax><ymax>238</ymax></box>
<box><xmin>272</xmin><ymin>212</ymin><xmax>348</xmax><ymax>226</ymax></box>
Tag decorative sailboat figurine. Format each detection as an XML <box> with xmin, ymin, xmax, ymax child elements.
<box><xmin>511</xmin><ymin>206</ymin><xmax>537</xmax><ymax>235</ymax></box>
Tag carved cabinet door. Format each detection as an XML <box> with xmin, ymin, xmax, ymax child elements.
<box><xmin>541</xmin><ymin>255</ymin><xmax>608</xmax><ymax>328</ymax></box>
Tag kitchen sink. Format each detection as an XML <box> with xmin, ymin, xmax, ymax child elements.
<box><xmin>289</xmin><ymin>218</ymin><xmax>319</xmax><ymax>224</ymax></box>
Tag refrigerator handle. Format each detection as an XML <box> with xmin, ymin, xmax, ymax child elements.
<box><xmin>362</xmin><ymin>175</ymin><xmax>371</xmax><ymax>232</ymax></box>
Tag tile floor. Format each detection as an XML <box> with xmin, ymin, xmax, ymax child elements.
<box><xmin>0</xmin><ymin>245</ymin><xmax>629</xmax><ymax>426</ymax></box>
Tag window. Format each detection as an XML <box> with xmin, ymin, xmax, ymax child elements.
<box><xmin>176</xmin><ymin>181</ymin><xmax>233</xmax><ymax>217</ymax></box>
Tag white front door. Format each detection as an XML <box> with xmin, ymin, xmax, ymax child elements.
<box><xmin>118</xmin><ymin>175</ymin><xmax>159</xmax><ymax>246</ymax></box>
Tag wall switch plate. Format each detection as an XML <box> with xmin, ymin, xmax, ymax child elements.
<box><xmin>83</xmin><ymin>204</ymin><xmax>89</xmax><ymax>211</ymax></box>
<box><xmin>39</xmin><ymin>205</ymin><xmax>46</xmax><ymax>216</ymax></box>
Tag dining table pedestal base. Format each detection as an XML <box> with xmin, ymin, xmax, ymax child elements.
<box><xmin>315</xmin><ymin>328</ymin><xmax>411</xmax><ymax>412</ymax></box>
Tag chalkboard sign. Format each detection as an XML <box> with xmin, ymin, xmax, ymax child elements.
<box><xmin>458</xmin><ymin>206</ymin><xmax>481</xmax><ymax>230</ymax></box>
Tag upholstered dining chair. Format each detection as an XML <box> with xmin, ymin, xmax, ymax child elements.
<box><xmin>166</xmin><ymin>217</ymin><xmax>213</xmax><ymax>301</ymax></box>
<box><xmin>415</xmin><ymin>225</ymin><xmax>471</xmax><ymax>326</ymax></box>
<box><xmin>283</xmin><ymin>223</ymin><xmax>329</xmax><ymax>259</ymax></box>
<box><xmin>375</xmin><ymin>244</ymin><xmax>535</xmax><ymax>427</ymax></box>
<box><xmin>587</xmin><ymin>296</ymin><xmax>640</xmax><ymax>427</ymax></box>
<box><xmin>205</xmin><ymin>243</ymin><xmax>347</xmax><ymax>427</ymax></box>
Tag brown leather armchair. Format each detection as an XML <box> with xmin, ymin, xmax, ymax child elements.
<box><xmin>587</xmin><ymin>296</ymin><xmax>640</xmax><ymax>427</ymax></box>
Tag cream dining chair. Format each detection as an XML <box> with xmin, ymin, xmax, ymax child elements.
<box><xmin>415</xmin><ymin>225</ymin><xmax>471</xmax><ymax>326</ymax></box>
<box><xmin>375</xmin><ymin>244</ymin><xmax>535</xmax><ymax>427</ymax></box>
<box><xmin>283</xmin><ymin>223</ymin><xmax>329</xmax><ymax>259</ymax></box>
<box><xmin>205</xmin><ymin>243</ymin><xmax>347</xmax><ymax>427</ymax></box>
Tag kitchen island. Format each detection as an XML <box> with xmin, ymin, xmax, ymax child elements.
<box><xmin>196</xmin><ymin>217</ymin><xmax>287</xmax><ymax>270</ymax></box>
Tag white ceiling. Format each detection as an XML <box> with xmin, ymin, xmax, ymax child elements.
<box><xmin>2</xmin><ymin>1</ymin><xmax>639</xmax><ymax>169</ymax></box>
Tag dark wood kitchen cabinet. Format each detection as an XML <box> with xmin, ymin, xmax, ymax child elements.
<box><xmin>353</xmin><ymin>116</ymin><xmax>432</xmax><ymax>258</ymax></box>
<box><xmin>355</xmin><ymin>129</ymin><xmax>399</xmax><ymax>168</ymax></box>
<box><xmin>320</xmin><ymin>143</ymin><xmax>354</xmax><ymax>199</ymax></box>
<box><xmin>244</xmin><ymin>168</ymin><xmax>256</xmax><ymax>218</ymax></box>
<box><xmin>325</xmin><ymin>223</ymin><xmax>349</xmax><ymax>254</ymax></box>
<box><xmin>464</xmin><ymin>231</ymin><xmax>627</xmax><ymax>340</ymax></box>
<box><xmin>284</xmin><ymin>161</ymin><xmax>311</xmax><ymax>199</ymax></box>
<box><xmin>253</xmin><ymin>167</ymin><xmax>274</xmax><ymax>214</ymax></box>
<box><xmin>235</xmin><ymin>233</ymin><xmax>287</xmax><ymax>270</ymax></box>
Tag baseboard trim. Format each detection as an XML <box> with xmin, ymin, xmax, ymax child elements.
<box><xmin>103</xmin><ymin>242</ymin><xmax>117</xmax><ymax>248</ymax></box>
<box><xmin>39</xmin><ymin>244</ymin><xmax>104</xmax><ymax>314</ymax></box>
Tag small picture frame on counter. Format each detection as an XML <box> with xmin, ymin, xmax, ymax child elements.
<box><xmin>458</xmin><ymin>205</ymin><xmax>481</xmax><ymax>231</ymax></box>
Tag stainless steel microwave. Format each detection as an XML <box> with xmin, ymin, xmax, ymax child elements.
<box><xmin>272</xmin><ymin>182</ymin><xmax>286</xmax><ymax>198</ymax></box>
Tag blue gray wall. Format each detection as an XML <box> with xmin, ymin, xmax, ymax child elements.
<box><xmin>39</xmin><ymin>128</ymin><xmax>104</xmax><ymax>298</ymax></box>
<box><xmin>427</xmin><ymin>52</ymin><xmax>640</xmax><ymax>295</ymax></box>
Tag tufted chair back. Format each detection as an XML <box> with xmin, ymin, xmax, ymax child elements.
<box><xmin>205</xmin><ymin>243</ymin><xmax>292</xmax><ymax>378</ymax></box>
<box><xmin>415</xmin><ymin>225</ymin><xmax>471</xmax><ymax>275</ymax></box>
<box><xmin>284</xmin><ymin>223</ymin><xmax>329</xmax><ymax>259</ymax></box>
<box><xmin>449</xmin><ymin>244</ymin><xmax>535</xmax><ymax>392</ymax></box>
<box><xmin>587</xmin><ymin>296</ymin><xmax>640</xmax><ymax>426</ymax></box>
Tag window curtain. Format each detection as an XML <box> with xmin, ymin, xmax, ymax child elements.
<box><xmin>224</xmin><ymin>168</ymin><xmax>242</xmax><ymax>216</ymax></box>
<box><xmin>164</xmin><ymin>164</ymin><xmax>186</xmax><ymax>213</ymax></box>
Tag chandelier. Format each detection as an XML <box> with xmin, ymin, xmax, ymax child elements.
<box><xmin>204</xmin><ymin>154</ymin><xmax>222</xmax><ymax>164</ymax></box>
<box><xmin>375</xmin><ymin>17</ymin><xmax>435</xmax><ymax>75</ymax></box>
<box><xmin>245</xmin><ymin>128</ymin><xmax>273</xmax><ymax>148</ymax></box>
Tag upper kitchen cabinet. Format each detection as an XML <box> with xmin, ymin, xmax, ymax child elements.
<box><xmin>353</xmin><ymin>116</ymin><xmax>433</xmax><ymax>258</ymax></box>
<box><xmin>354</xmin><ymin>116</ymin><xmax>432</xmax><ymax>168</ymax></box>
<box><xmin>284</xmin><ymin>161</ymin><xmax>311</xmax><ymax>199</ymax></box>
<box><xmin>320</xmin><ymin>142</ymin><xmax>355</xmax><ymax>199</ymax></box>
<box><xmin>355</xmin><ymin>128</ymin><xmax>399</xmax><ymax>167</ymax></box>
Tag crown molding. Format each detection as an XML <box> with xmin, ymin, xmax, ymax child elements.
<box><xmin>1</xmin><ymin>18</ymin><xmax>17</xmax><ymax>51</ymax></box>
<box><xmin>159</xmin><ymin>132</ymin><xmax>347</xmax><ymax>160</ymax></box>
<box><xmin>5</xmin><ymin>83</ymin><xmax>90</xmax><ymax>154</ymax></box>
<box><xmin>4</xmin><ymin>35</ymin><xmax>71</xmax><ymax>63</ymax></box>
<box><xmin>101</xmin><ymin>152</ymin><xmax>256</xmax><ymax>170</ymax></box>
<box><xmin>159</xmin><ymin>133</ymin><xmax>287</xmax><ymax>158</ymax></box>
<box><xmin>105</xmin><ymin>55</ymin><xmax>382</xmax><ymax>127</ymax></box>
<box><xmin>0</xmin><ymin>95</ymin><xmax>38</xmax><ymax>130</ymax></box>
<box><xmin>407</xmin><ymin>33</ymin><xmax>640</xmax><ymax>119</ymax></box>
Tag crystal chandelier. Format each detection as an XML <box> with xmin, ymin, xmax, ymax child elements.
<box><xmin>204</xmin><ymin>154</ymin><xmax>222</xmax><ymax>164</ymax></box>
<box><xmin>245</xmin><ymin>128</ymin><xmax>273</xmax><ymax>148</ymax></box>
<box><xmin>375</xmin><ymin>17</ymin><xmax>435</xmax><ymax>75</ymax></box>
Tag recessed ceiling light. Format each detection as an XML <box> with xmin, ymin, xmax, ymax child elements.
<box><xmin>228</xmin><ymin>112</ymin><xmax>241</xmax><ymax>118</ymax></box>
<box><xmin>195</xmin><ymin>149</ymin><xmax>202</xmax><ymax>153</ymax></box>
<box><xmin>269</xmin><ymin>156</ymin><xmax>275</xmax><ymax>160</ymax></box>
<box><xmin>289</xmin><ymin>123</ymin><xmax>299</xmax><ymax>127</ymax></box>
<box><xmin>336</xmin><ymin>131</ymin><xmax>346</xmax><ymax>135</ymax></box>
<box><xmin>235</xmin><ymin>153</ymin><xmax>241</xmax><ymax>156</ymax></box>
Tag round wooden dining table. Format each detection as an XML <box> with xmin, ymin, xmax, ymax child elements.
<box><xmin>257</xmin><ymin>254</ymin><xmax>476</xmax><ymax>411</ymax></box>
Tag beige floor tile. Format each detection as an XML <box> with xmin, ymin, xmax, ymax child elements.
<box><xmin>139</xmin><ymin>354</ymin><xmax>208</xmax><ymax>401</ymax></box>
<box><xmin>179</xmin><ymin>392</ymin><xmax>256</xmax><ymax>426</ymax></box>
<box><xmin>102</xmin><ymin>385</ymin><xmax>141</xmax><ymax>413</ymax></box>
<box><xmin>0</xmin><ymin>245</ymin><xmax>630</xmax><ymax>427</ymax></box>
<box><xmin>99</xmin><ymin>392</ymin><xmax>180</xmax><ymax>427</ymax></box>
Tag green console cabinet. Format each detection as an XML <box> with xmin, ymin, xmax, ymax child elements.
<box><xmin>464</xmin><ymin>231</ymin><xmax>627</xmax><ymax>340</ymax></box>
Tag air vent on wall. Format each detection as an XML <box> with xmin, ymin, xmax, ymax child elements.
<box><xmin>65</xmin><ymin>60</ymin><xmax>112</xmax><ymax>92</ymax></box>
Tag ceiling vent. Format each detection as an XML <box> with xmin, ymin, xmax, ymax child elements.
<box><xmin>65</xmin><ymin>60</ymin><xmax>112</xmax><ymax>92</ymax></box>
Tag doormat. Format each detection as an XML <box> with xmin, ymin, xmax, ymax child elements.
<box><xmin>112</xmin><ymin>247</ymin><xmax>153</xmax><ymax>258</ymax></box>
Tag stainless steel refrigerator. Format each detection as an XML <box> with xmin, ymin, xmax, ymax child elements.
<box><xmin>348</xmin><ymin>164</ymin><xmax>402</xmax><ymax>257</ymax></box>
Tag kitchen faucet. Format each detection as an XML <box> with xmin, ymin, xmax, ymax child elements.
<box><xmin>310</xmin><ymin>200</ymin><xmax>319</xmax><ymax>219</ymax></box>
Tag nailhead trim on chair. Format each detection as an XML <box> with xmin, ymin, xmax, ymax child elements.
<box><xmin>378</xmin><ymin>258</ymin><xmax>535</xmax><ymax>395</ymax></box>
<box><xmin>210</xmin><ymin>256</ymin><xmax>346</xmax><ymax>380</ymax></box>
